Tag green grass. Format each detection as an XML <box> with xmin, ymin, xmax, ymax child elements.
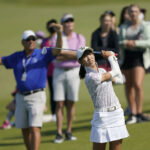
<box><xmin>0</xmin><ymin>1</ymin><xmax>150</xmax><ymax>150</ymax></box>
<box><xmin>1</xmin><ymin>0</ymin><xmax>150</xmax><ymax>6</ymax></box>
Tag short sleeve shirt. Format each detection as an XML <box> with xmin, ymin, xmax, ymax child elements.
<box><xmin>51</xmin><ymin>32</ymin><xmax>86</xmax><ymax>68</ymax></box>
<box><xmin>2</xmin><ymin>48</ymin><xmax>55</xmax><ymax>92</ymax></box>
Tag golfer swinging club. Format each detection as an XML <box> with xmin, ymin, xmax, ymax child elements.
<box><xmin>77</xmin><ymin>47</ymin><xmax>129</xmax><ymax>150</ymax></box>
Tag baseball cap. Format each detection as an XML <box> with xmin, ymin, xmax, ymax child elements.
<box><xmin>22</xmin><ymin>30</ymin><xmax>36</xmax><ymax>40</ymax></box>
<box><xmin>61</xmin><ymin>13</ymin><xmax>74</xmax><ymax>23</ymax></box>
<box><xmin>35</xmin><ymin>31</ymin><xmax>45</xmax><ymax>38</ymax></box>
<box><xmin>77</xmin><ymin>46</ymin><xmax>93</xmax><ymax>60</ymax></box>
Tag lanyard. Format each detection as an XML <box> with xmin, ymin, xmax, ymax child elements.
<box><xmin>21</xmin><ymin>57</ymin><xmax>32</xmax><ymax>81</ymax></box>
<box><xmin>22</xmin><ymin>57</ymin><xmax>32</xmax><ymax>72</ymax></box>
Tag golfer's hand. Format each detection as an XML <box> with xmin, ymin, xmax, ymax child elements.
<box><xmin>53</xmin><ymin>24</ymin><xmax>63</xmax><ymax>33</ymax></box>
<box><xmin>101</xmin><ymin>50</ymin><xmax>114</xmax><ymax>59</ymax></box>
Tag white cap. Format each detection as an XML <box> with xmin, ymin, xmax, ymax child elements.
<box><xmin>22</xmin><ymin>30</ymin><xmax>36</xmax><ymax>40</ymax></box>
<box><xmin>76</xmin><ymin>46</ymin><xmax>93</xmax><ymax>60</ymax></box>
<box><xmin>139</xmin><ymin>13</ymin><xmax>144</xmax><ymax>21</ymax></box>
<box><xmin>61</xmin><ymin>13</ymin><xmax>74</xmax><ymax>23</ymax></box>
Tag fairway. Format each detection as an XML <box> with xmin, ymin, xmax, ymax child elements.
<box><xmin>0</xmin><ymin>1</ymin><xmax>150</xmax><ymax>150</ymax></box>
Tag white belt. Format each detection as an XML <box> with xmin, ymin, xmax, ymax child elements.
<box><xmin>95</xmin><ymin>105</ymin><xmax>120</xmax><ymax>112</ymax></box>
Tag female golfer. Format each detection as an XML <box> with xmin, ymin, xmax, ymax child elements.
<box><xmin>77</xmin><ymin>47</ymin><xmax>129</xmax><ymax>150</ymax></box>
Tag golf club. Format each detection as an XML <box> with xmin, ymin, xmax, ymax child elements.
<box><xmin>54</xmin><ymin>47</ymin><xmax>118</xmax><ymax>56</ymax></box>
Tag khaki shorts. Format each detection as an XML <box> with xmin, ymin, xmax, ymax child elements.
<box><xmin>15</xmin><ymin>91</ymin><xmax>46</xmax><ymax>128</ymax></box>
<box><xmin>53</xmin><ymin>67</ymin><xmax>80</xmax><ymax>102</ymax></box>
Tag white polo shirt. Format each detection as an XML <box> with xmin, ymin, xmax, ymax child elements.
<box><xmin>84</xmin><ymin>67</ymin><xmax>121</xmax><ymax>109</ymax></box>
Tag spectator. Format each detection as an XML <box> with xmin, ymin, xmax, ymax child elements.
<box><xmin>0</xmin><ymin>88</ymin><xmax>17</xmax><ymax>129</ymax></box>
<box><xmin>51</xmin><ymin>13</ymin><xmax>86</xmax><ymax>143</ymax></box>
<box><xmin>41</xmin><ymin>19</ymin><xmax>57</xmax><ymax>48</ymax></box>
<box><xmin>118</xmin><ymin>6</ymin><xmax>131</xmax><ymax>116</ymax></box>
<box><xmin>91</xmin><ymin>13</ymin><xmax>119</xmax><ymax>71</ymax></box>
<box><xmin>139</xmin><ymin>8</ymin><xmax>146</xmax><ymax>21</ymax></box>
<box><xmin>41</xmin><ymin>19</ymin><xmax>58</xmax><ymax>122</ymax></box>
<box><xmin>0</xmin><ymin>24</ymin><xmax>76</xmax><ymax>150</ymax></box>
<box><xmin>118</xmin><ymin>6</ymin><xmax>131</xmax><ymax>27</ymax></box>
<box><xmin>119</xmin><ymin>4</ymin><xmax>150</xmax><ymax>124</ymax></box>
<box><xmin>35</xmin><ymin>31</ymin><xmax>46</xmax><ymax>48</ymax></box>
<box><xmin>104</xmin><ymin>10</ymin><xmax>119</xmax><ymax>33</ymax></box>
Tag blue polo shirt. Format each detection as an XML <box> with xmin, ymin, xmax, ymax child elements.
<box><xmin>2</xmin><ymin>48</ymin><xmax>56</xmax><ymax>92</ymax></box>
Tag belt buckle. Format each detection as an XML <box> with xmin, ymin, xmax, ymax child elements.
<box><xmin>107</xmin><ymin>106</ymin><xmax>115</xmax><ymax>112</ymax></box>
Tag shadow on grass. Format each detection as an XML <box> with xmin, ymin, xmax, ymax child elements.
<box><xmin>41</xmin><ymin>129</ymin><xmax>57</xmax><ymax>137</ymax></box>
<box><xmin>72</xmin><ymin>124</ymin><xmax>91</xmax><ymax>132</ymax></box>
<box><xmin>3</xmin><ymin>136</ymin><xmax>23</xmax><ymax>140</ymax></box>
<box><xmin>78</xmin><ymin>111</ymin><xmax>93</xmax><ymax>116</ymax></box>
<box><xmin>74</xmin><ymin>118</ymin><xmax>91</xmax><ymax>124</ymax></box>
<box><xmin>0</xmin><ymin>142</ymin><xmax>24</xmax><ymax>147</ymax></box>
<box><xmin>40</xmin><ymin>124</ymin><xmax>91</xmax><ymax>144</ymax></box>
<box><xmin>41</xmin><ymin>139</ymin><xmax>56</xmax><ymax>143</ymax></box>
<box><xmin>41</xmin><ymin>124</ymin><xmax>91</xmax><ymax>137</ymax></box>
<box><xmin>144</xmin><ymin>110</ymin><xmax>150</xmax><ymax>113</ymax></box>
<box><xmin>41</xmin><ymin>116</ymin><xmax>91</xmax><ymax>136</ymax></box>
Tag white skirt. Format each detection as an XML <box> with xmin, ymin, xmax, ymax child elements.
<box><xmin>90</xmin><ymin>108</ymin><xmax>129</xmax><ymax>143</ymax></box>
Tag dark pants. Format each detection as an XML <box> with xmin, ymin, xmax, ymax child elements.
<box><xmin>47</xmin><ymin>76</ymin><xmax>56</xmax><ymax>115</ymax></box>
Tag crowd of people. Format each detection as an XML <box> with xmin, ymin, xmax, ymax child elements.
<box><xmin>0</xmin><ymin>3</ymin><xmax>150</xmax><ymax>150</ymax></box>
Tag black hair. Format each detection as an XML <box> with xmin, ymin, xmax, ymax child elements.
<box><xmin>79</xmin><ymin>50</ymin><xmax>93</xmax><ymax>60</ymax></box>
<box><xmin>79</xmin><ymin>65</ymin><xmax>86</xmax><ymax>79</ymax></box>
<box><xmin>104</xmin><ymin>10</ymin><xmax>115</xmax><ymax>17</ymax></box>
<box><xmin>100</xmin><ymin>13</ymin><xmax>112</xmax><ymax>23</ymax></box>
<box><xmin>119</xmin><ymin>6</ymin><xmax>129</xmax><ymax>26</ymax></box>
<box><xmin>46</xmin><ymin>19</ymin><xmax>57</xmax><ymax>30</ymax></box>
<box><xmin>79</xmin><ymin>50</ymin><xmax>93</xmax><ymax>79</ymax></box>
<box><xmin>140</xmin><ymin>8</ymin><xmax>146</xmax><ymax>15</ymax></box>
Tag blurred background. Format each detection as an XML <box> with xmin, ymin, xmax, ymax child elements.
<box><xmin>0</xmin><ymin>0</ymin><xmax>150</xmax><ymax>150</ymax></box>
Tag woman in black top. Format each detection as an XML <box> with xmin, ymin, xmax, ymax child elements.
<box><xmin>91</xmin><ymin>13</ymin><xmax>119</xmax><ymax>71</ymax></box>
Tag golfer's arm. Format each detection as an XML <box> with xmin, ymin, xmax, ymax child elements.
<box><xmin>112</xmin><ymin>75</ymin><xmax>125</xmax><ymax>84</ymax></box>
<box><xmin>101</xmin><ymin>72</ymin><xmax>123</xmax><ymax>83</ymax></box>
<box><xmin>0</xmin><ymin>57</ymin><xmax>3</xmax><ymax>65</ymax></box>
<box><xmin>101</xmin><ymin>73</ymin><xmax>112</xmax><ymax>82</ymax></box>
<box><xmin>101</xmin><ymin>55</ymin><xmax>120</xmax><ymax>82</ymax></box>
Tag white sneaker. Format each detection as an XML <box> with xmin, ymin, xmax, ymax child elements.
<box><xmin>125</xmin><ymin>115</ymin><xmax>137</xmax><ymax>124</ymax></box>
<box><xmin>51</xmin><ymin>114</ymin><xmax>57</xmax><ymax>122</ymax></box>
<box><xmin>0</xmin><ymin>120</ymin><xmax>11</xmax><ymax>129</ymax></box>
<box><xmin>42</xmin><ymin>114</ymin><xmax>52</xmax><ymax>123</ymax></box>
<box><xmin>65</xmin><ymin>132</ymin><xmax>77</xmax><ymax>141</ymax></box>
<box><xmin>54</xmin><ymin>133</ymin><xmax>64</xmax><ymax>143</ymax></box>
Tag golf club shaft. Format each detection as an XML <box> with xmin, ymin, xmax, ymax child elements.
<box><xmin>54</xmin><ymin>47</ymin><xmax>117</xmax><ymax>56</ymax></box>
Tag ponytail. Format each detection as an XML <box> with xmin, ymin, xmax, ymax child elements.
<box><xmin>79</xmin><ymin>65</ymin><xmax>86</xmax><ymax>79</ymax></box>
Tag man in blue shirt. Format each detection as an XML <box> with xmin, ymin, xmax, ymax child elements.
<box><xmin>0</xmin><ymin>25</ymin><xmax>76</xmax><ymax>150</ymax></box>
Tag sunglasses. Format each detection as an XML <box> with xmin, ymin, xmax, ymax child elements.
<box><xmin>64</xmin><ymin>18</ymin><xmax>74</xmax><ymax>23</ymax></box>
<box><xmin>25</xmin><ymin>36</ymin><xmax>36</xmax><ymax>42</ymax></box>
